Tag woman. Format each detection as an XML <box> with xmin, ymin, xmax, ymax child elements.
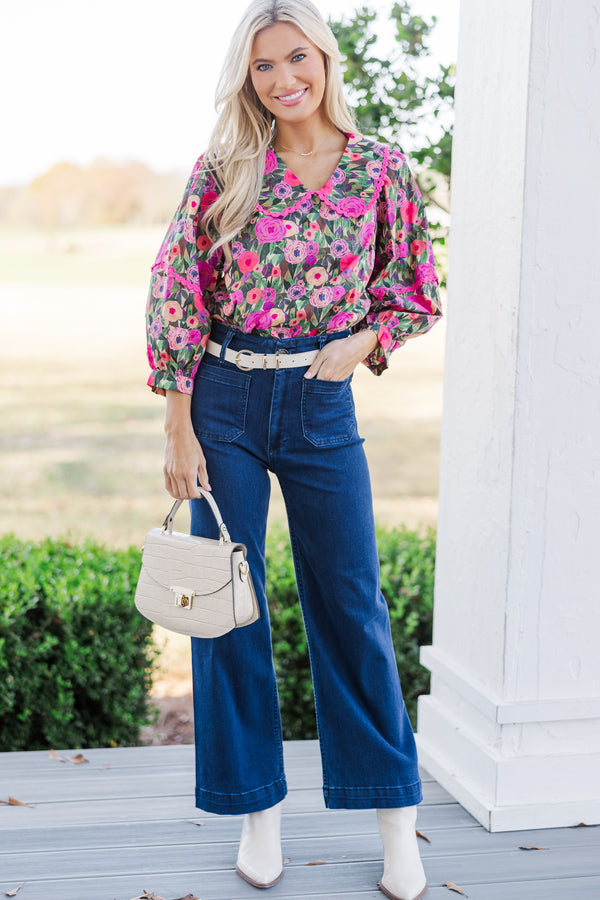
<box><xmin>146</xmin><ymin>2</ymin><xmax>441</xmax><ymax>897</ymax></box>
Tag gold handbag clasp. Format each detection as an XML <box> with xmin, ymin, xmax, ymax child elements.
<box><xmin>172</xmin><ymin>589</ymin><xmax>195</xmax><ymax>609</ymax></box>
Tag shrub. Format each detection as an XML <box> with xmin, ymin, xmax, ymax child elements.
<box><xmin>0</xmin><ymin>535</ymin><xmax>156</xmax><ymax>751</ymax></box>
<box><xmin>0</xmin><ymin>525</ymin><xmax>434</xmax><ymax>750</ymax></box>
<box><xmin>266</xmin><ymin>523</ymin><xmax>435</xmax><ymax>739</ymax></box>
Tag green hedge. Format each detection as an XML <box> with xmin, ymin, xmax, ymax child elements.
<box><xmin>267</xmin><ymin>523</ymin><xmax>435</xmax><ymax>739</ymax></box>
<box><xmin>0</xmin><ymin>535</ymin><xmax>157</xmax><ymax>751</ymax></box>
<box><xmin>0</xmin><ymin>525</ymin><xmax>434</xmax><ymax>750</ymax></box>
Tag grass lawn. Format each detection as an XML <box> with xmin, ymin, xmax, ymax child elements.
<box><xmin>2</xmin><ymin>225</ymin><xmax>445</xmax><ymax>547</ymax></box>
<box><xmin>2</xmin><ymin>224</ymin><xmax>446</xmax><ymax>700</ymax></box>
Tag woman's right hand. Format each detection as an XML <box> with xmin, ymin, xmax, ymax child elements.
<box><xmin>163</xmin><ymin>390</ymin><xmax>211</xmax><ymax>499</ymax></box>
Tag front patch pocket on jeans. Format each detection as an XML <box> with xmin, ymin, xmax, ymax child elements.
<box><xmin>192</xmin><ymin>364</ymin><xmax>251</xmax><ymax>442</ymax></box>
<box><xmin>301</xmin><ymin>376</ymin><xmax>358</xmax><ymax>448</ymax></box>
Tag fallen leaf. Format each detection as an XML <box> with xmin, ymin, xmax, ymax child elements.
<box><xmin>444</xmin><ymin>882</ymin><xmax>468</xmax><ymax>896</ymax></box>
<box><xmin>171</xmin><ymin>895</ymin><xmax>199</xmax><ymax>900</ymax></box>
<box><xmin>0</xmin><ymin>797</ymin><xmax>34</xmax><ymax>808</ymax></box>
<box><xmin>128</xmin><ymin>893</ymin><xmax>164</xmax><ymax>900</ymax></box>
<box><xmin>66</xmin><ymin>753</ymin><xmax>89</xmax><ymax>764</ymax></box>
<box><xmin>572</xmin><ymin>821</ymin><xmax>600</xmax><ymax>827</ymax></box>
<box><xmin>306</xmin><ymin>860</ymin><xmax>327</xmax><ymax>865</ymax></box>
<box><xmin>416</xmin><ymin>829</ymin><xmax>431</xmax><ymax>843</ymax></box>
<box><xmin>49</xmin><ymin>749</ymin><xmax>66</xmax><ymax>762</ymax></box>
<box><xmin>99</xmin><ymin>764</ymin><xmax>110</xmax><ymax>770</ymax></box>
<box><xmin>189</xmin><ymin>819</ymin><xmax>206</xmax><ymax>826</ymax></box>
<box><xmin>5</xmin><ymin>883</ymin><xmax>25</xmax><ymax>896</ymax></box>
<box><xmin>519</xmin><ymin>845</ymin><xmax>546</xmax><ymax>850</ymax></box>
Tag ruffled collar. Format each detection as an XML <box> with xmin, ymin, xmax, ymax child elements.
<box><xmin>257</xmin><ymin>133</ymin><xmax>391</xmax><ymax>219</ymax></box>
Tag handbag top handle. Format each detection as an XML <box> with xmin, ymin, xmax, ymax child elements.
<box><xmin>161</xmin><ymin>489</ymin><xmax>232</xmax><ymax>543</ymax></box>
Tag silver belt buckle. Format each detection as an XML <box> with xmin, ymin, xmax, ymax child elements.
<box><xmin>235</xmin><ymin>349</ymin><xmax>255</xmax><ymax>371</ymax></box>
<box><xmin>275</xmin><ymin>349</ymin><xmax>289</xmax><ymax>370</ymax></box>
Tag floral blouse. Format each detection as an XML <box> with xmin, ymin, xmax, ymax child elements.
<box><xmin>146</xmin><ymin>133</ymin><xmax>442</xmax><ymax>394</ymax></box>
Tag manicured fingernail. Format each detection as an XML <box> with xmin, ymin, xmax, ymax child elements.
<box><xmin>304</xmin><ymin>371</ymin><xmax>314</xmax><ymax>379</ymax></box>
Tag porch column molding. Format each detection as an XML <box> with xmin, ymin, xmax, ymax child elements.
<box><xmin>416</xmin><ymin>0</ymin><xmax>600</xmax><ymax>831</ymax></box>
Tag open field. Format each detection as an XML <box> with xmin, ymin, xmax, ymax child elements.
<box><xmin>2</xmin><ymin>225</ymin><xmax>446</xmax><ymax>547</ymax></box>
<box><xmin>2</xmin><ymin>226</ymin><xmax>446</xmax><ymax>704</ymax></box>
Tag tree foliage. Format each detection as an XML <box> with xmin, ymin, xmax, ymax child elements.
<box><xmin>330</xmin><ymin>1</ymin><xmax>455</xmax><ymax>220</ymax></box>
<box><xmin>0</xmin><ymin>160</ymin><xmax>185</xmax><ymax>229</ymax></box>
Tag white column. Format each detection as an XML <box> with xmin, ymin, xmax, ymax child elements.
<box><xmin>415</xmin><ymin>0</ymin><xmax>600</xmax><ymax>832</ymax></box>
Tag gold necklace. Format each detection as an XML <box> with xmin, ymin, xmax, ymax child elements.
<box><xmin>272</xmin><ymin>132</ymin><xmax>346</xmax><ymax>158</ymax></box>
<box><xmin>275</xmin><ymin>144</ymin><xmax>319</xmax><ymax>157</ymax></box>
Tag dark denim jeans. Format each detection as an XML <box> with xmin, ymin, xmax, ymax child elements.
<box><xmin>189</xmin><ymin>323</ymin><xmax>422</xmax><ymax>815</ymax></box>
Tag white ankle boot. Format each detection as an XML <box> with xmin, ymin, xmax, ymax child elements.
<box><xmin>236</xmin><ymin>800</ymin><xmax>284</xmax><ymax>889</ymax></box>
<box><xmin>377</xmin><ymin>806</ymin><xmax>428</xmax><ymax>900</ymax></box>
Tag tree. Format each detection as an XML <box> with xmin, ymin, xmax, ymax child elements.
<box><xmin>330</xmin><ymin>1</ymin><xmax>455</xmax><ymax>233</ymax></box>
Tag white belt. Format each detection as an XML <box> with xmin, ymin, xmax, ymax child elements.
<box><xmin>205</xmin><ymin>339</ymin><xmax>319</xmax><ymax>371</ymax></box>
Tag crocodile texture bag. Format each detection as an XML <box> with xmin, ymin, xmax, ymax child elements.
<box><xmin>134</xmin><ymin>489</ymin><xmax>259</xmax><ymax>638</ymax></box>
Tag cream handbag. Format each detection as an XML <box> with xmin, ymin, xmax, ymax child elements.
<box><xmin>134</xmin><ymin>489</ymin><xmax>259</xmax><ymax>638</ymax></box>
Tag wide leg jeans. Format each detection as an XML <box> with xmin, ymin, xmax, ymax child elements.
<box><xmin>189</xmin><ymin>323</ymin><xmax>422</xmax><ymax>815</ymax></box>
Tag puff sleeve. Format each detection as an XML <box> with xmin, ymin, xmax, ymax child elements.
<box><xmin>360</xmin><ymin>147</ymin><xmax>443</xmax><ymax>375</ymax></box>
<box><xmin>145</xmin><ymin>155</ymin><xmax>222</xmax><ymax>394</ymax></box>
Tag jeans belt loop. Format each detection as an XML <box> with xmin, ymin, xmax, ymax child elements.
<box><xmin>219</xmin><ymin>330</ymin><xmax>235</xmax><ymax>362</ymax></box>
<box><xmin>275</xmin><ymin>349</ymin><xmax>289</xmax><ymax>370</ymax></box>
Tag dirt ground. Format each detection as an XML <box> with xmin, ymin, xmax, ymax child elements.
<box><xmin>141</xmin><ymin>628</ymin><xmax>195</xmax><ymax>744</ymax></box>
<box><xmin>140</xmin><ymin>695</ymin><xmax>195</xmax><ymax>745</ymax></box>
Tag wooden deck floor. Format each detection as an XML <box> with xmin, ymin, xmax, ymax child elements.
<box><xmin>1</xmin><ymin>740</ymin><xmax>599</xmax><ymax>899</ymax></box>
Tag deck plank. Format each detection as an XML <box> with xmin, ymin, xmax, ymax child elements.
<box><xmin>0</xmin><ymin>804</ymin><xmax>478</xmax><ymax>854</ymax></box>
<box><xmin>1</xmin><ymin>868</ymin><xmax>600</xmax><ymax>900</ymax></box>
<box><xmin>0</xmin><ymin>741</ymin><xmax>435</xmax><ymax>780</ymax></box>
<box><xmin>1</xmin><ymin>830</ymin><xmax>600</xmax><ymax>882</ymax></box>
<box><xmin>1</xmin><ymin>740</ymin><xmax>599</xmax><ymax>900</ymax></box>
<box><xmin>0</xmin><ymin>768</ymin><xmax>443</xmax><ymax>804</ymax></box>
<box><xmin>0</xmin><ymin>785</ymin><xmax>453</xmax><ymax>832</ymax></box>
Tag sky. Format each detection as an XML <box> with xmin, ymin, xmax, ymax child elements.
<box><xmin>2</xmin><ymin>0</ymin><xmax>459</xmax><ymax>187</ymax></box>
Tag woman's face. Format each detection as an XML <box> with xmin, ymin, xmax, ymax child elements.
<box><xmin>249</xmin><ymin>22</ymin><xmax>327</xmax><ymax>127</ymax></box>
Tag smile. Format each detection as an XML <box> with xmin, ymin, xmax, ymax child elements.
<box><xmin>276</xmin><ymin>88</ymin><xmax>308</xmax><ymax>103</ymax></box>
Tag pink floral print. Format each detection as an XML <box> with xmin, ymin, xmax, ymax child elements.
<box><xmin>146</xmin><ymin>133</ymin><xmax>442</xmax><ymax>393</ymax></box>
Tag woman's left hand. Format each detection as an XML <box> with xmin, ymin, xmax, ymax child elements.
<box><xmin>304</xmin><ymin>330</ymin><xmax>379</xmax><ymax>381</ymax></box>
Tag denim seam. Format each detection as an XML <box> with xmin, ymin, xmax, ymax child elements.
<box><xmin>196</xmin><ymin>784</ymin><xmax>288</xmax><ymax>815</ymax></box>
<box><xmin>273</xmin><ymin>682</ymin><xmax>285</xmax><ymax>774</ymax></box>
<box><xmin>266</xmin><ymin>368</ymin><xmax>275</xmax><ymax>467</ymax></box>
<box><xmin>193</xmin><ymin>369</ymin><xmax>250</xmax><ymax>442</ymax></box>
<box><xmin>287</xmin><ymin>522</ymin><xmax>329</xmax><ymax>793</ymax></box>
<box><xmin>195</xmin><ymin>774</ymin><xmax>286</xmax><ymax>800</ymax></box>
<box><xmin>271</xmin><ymin>633</ymin><xmax>285</xmax><ymax>774</ymax></box>
<box><xmin>324</xmin><ymin>779</ymin><xmax>422</xmax><ymax>792</ymax></box>
<box><xmin>322</xmin><ymin>783</ymin><xmax>423</xmax><ymax>810</ymax></box>
<box><xmin>300</xmin><ymin>378</ymin><xmax>358</xmax><ymax>448</ymax></box>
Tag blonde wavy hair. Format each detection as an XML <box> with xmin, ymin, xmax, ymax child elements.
<box><xmin>202</xmin><ymin>0</ymin><xmax>358</xmax><ymax>258</ymax></box>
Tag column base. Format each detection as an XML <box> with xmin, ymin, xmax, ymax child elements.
<box><xmin>416</xmin><ymin>692</ymin><xmax>600</xmax><ymax>832</ymax></box>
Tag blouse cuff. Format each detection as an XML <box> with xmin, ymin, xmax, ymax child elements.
<box><xmin>354</xmin><ymin>322</ymin><xmax>407</xmax><ymax>375</ymax></box>
<box><xmin>147</xmin><ymin>367</ymin><xmax>196</xmax><ymax>395</ymax></box>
